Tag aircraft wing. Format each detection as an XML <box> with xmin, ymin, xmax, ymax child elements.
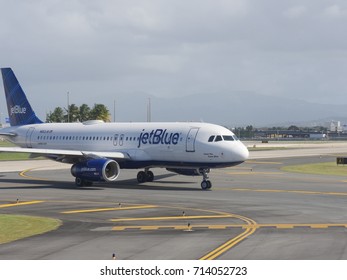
<box><xmin>0</xmin><ymin>147</ymin><xmax>130</xmax><ymax>162</ymax></box>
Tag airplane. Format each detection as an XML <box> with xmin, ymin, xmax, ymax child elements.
<box><xmin>0</xmin><ymin>68</ymin><xmax>249</xmax><ymax>190</ymax></box>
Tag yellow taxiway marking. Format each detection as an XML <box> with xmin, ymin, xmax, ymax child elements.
<box><xmin>111</xmin><ymin>223</ymin><xmax>347</xmax><ymax>231</ymax></box>
<box><xmin>62</xmin><ymin>205</ymin><xmax>157</xmax><ymax>214</ymax></box>
<box><xmin>19</xmin><ymin>169</ymin><xmax>49</xmax><ymax>181</ymax></box>
<box><xmin>110</xmin><ymin>214</ymin><xmax>233</xmax><ymax>222</ymax></box>
<box><xmin>276</xmin><ymin>224</ymin><xmax>294</xmax><ymax>229</ymax></box>
<box><xmin>209</xmin><ymin>225</ymin><xmax>228</xmax><ymax>229</ymax></box>
<box><xmin>232</xmin><ymin>188</ymin><xmax>347</xmax><ymax>196</ymax></box>
<box><xmin>200</xmin><ymin>226</ymin><xmax>256</xmax><ymax>260</ymax></box>
<box><xmin>112</xmin><ymin>225</ymin><xmax>228</xmax><ymax>231</ymax></box>
<box><xmin>200</xmin><ymin>213</ymin><xmax>258</xmax><ymax>260</ymax></box>
<box><xmin>0</xmin><ymin>200</ymin><xmax>44</xmax><ymax>208</ymax></box>
<box><xmin>254</xmin><ymin>223</ymin><xmax>347</xmax><ymax>229</ymax></box>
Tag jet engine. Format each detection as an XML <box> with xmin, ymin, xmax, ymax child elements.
<box><xmin>71</xmin><ymin>158</ymin><xmax>120</xmax><ymax>183</ymax></box>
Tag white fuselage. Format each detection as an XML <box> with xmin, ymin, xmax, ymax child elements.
<box><xmin>2</xmin><ymin>121</ymin><xmax>249</xmax><ymax>169</ymax></box>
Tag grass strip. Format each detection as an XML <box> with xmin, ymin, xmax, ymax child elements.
<box><xmin>281</xmin><ymin>162</ymin><xmax>347</xmax><ymax>177</ymax></box>
<box><xmin>0</xmin><ymin>214</ymin><xmax>61</xmax><ymax>244</ymax></box>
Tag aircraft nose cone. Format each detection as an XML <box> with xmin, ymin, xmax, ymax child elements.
<box><xmin>237</xmin><ymin>142</ymin><xmax>249</xmax><ymax>162</ymax></box>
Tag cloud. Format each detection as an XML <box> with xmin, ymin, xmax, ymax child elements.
<box><xmin>283</xmin><ymin>5</ymin><xmax>307</xmax><ymax>18</ymax></box>
<box><xmin>1</xmin><ymin>0</ymin><xmax>347</xmax><ymax>122</ymax></box>
<box><xmin>324</xmin><ymin>4</ymin><xmax>347</xmax><ymax>18</ymax></box>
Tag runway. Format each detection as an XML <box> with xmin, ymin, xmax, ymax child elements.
<box><xmin>1</xmin><ymin>143</ymin><xmax>347</xmax><ymax>259</ymax></box>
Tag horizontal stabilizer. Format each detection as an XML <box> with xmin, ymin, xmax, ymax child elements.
<box><xmin>0</xmin><ymin>132</ymin><xmax>17</xmax><ymax>137</ymax></box>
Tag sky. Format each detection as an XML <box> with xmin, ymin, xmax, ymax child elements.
<box><xmin>1</xmin><ymin>0</ymin><xmax>347</xmax><ymax>123</ymax></box>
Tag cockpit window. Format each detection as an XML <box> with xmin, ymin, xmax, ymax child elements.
<box><xmin>208</xmin><ymin>135</ymin><xmax>215</xmax><ymax>142</ymax></box>
<box><xmin>223</xmin><ymin>135</ymin><xmax>234</xmax><ymax>141</ymax></box>
<box><xmin>233</xmin><ymin>135</ymin><xmax>239</xmax><ymax>141</ymax></box>
<box><xmin>215</xmin><ymin>135</ymin><xmax>223</xmax><ymax>142</ymax></box>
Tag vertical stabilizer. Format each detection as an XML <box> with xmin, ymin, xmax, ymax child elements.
<box><xmin>1</xmin><ymin>68</ymin><xmax>42</xmax><ymax>126</ymax></box>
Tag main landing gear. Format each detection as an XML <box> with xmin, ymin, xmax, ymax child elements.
<box><xmin>200</xmin><ymin>168</ymin><xmax>212</xmax><ymax>190</ymax></box>
<box><xmin>75</xmin><ymin>177</ymin><xmax>93</xmax><ymax>187</ymax></box>
<box><xmin>137</xmin><ymin>169</ymin><xmax>154</xmax><ymax>183</ymax></box>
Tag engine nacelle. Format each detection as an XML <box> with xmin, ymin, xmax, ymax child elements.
<box><xmin>71</xmin><ymin>159</ymin><xmax>120</xmax><ymax>182</ymax></box>
<box><xmin>166</xmin><ymin>168</ymin><xmax>200</xmax><ymax>176</ymax></box>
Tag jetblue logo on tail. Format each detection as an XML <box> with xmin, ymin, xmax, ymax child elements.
<box><xmin>138</xmin><ymin>129</ymin><xmax>181</xmax><ymax>148</ymax></box>
<box><xmin>10</xmin><ymin>105</ymin><xmax>27</xmax><ymax>115</ymax></box>
<box><xmin>1</xmin><ymin>68</ymin><xmax>42</xmax><ymax>126</ymax></box>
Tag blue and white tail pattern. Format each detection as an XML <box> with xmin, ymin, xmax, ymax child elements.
<box><xmin>1</xmin><ymin>68</ymin><xmax>42</xmax><ymax>126</ymax></box>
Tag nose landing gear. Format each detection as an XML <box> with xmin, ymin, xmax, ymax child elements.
<box><xmin>200</xmin><ymin>168</ymin><xmax>212</xmax><ymax>190</ymax></box>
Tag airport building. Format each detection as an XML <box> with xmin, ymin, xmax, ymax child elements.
<box><xmin>253</xmin><ymin>130</ymin><xmax>327</xmax><ymax>140</ymax></box>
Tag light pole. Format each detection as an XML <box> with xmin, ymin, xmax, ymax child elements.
<box><xmin>67</xmin><ymin>92</ymin><xmax>70</xmax><ymax>123</ymax></box>
<box><xmin>113</xmin><ymin>99</ymin><xmax>116</xmax><ymax>122</ymax></box>
<box><xmin>147</xmin><ymin>97</ymin><xmax>151</xmax><ymax>122</ymax></box>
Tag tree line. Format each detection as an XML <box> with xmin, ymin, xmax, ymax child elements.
<box><xmin>46</xmin><ymin>104</ymin><xmax>110</xmax><ymax>123</ymax></box>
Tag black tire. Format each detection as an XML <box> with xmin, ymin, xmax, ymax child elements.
<box><xmin>146</xmin><ymin>171</ymin><xmax>154</xmax><ymax>182</ymax></box>
<box><xmin>85</xmin><ymin>180</ymin><xmax>93</xmax><ymax>186</ymax></box>
<box><xmin>137</xmin><ymin>171</ymin><xmax>147</xmax><ymax>183</ymax></box>
<box><xmin>75</xmin><ymin>177</ymin><xmax>84</xmax><ymax>187</ymax></box>
<box><xmin>206</xmin><ymin>180</ymin><xmax>212</xmax><ymax>189</ymax></box>
<box><xmin>201</xmin><ymin>181</ymin><xmax>208</xmax><ymax>190</ymax></box>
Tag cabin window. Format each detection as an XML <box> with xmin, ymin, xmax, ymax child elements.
<box><xmin>215</xmin><ymin>135</ymin><xmax>223</xmax><ymax>142</ymax></box>
<box><xmin>223</xmin><ymin>135</ymin><xmax>234</xmax><ymax>141</ymax></box>
<box><xmin>208</xmin><ymin>136</ymin><xmax>215</xmax><ymax>142</ymax></box>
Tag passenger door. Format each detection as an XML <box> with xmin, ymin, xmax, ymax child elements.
<box><xmin>186</xmin><ymin>128</ymin><xmax>199</xmax><ymax>152</ymax></box>
<box><xmin>26</xmin><ymin>127</ymin><xmax>35</xmax><ymax>148</ymax></box>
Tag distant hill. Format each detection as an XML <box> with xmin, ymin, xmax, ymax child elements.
<box><xmin>112</xmin><ymin>91</ymin><xmax>347</xmax><ymax>127</ymax></box>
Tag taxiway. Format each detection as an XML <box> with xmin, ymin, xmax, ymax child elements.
<box><xmin>1</xmin><ymin>142</ymin><xmax>347</xmax><ymax>259</ymax></box>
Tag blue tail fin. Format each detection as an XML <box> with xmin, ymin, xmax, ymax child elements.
<box><xmin>1</xmin><ymin>68</ymin><xmax>42</xmax><ymax>126</ymax></box>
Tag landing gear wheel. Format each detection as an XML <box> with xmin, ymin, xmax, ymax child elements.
<box><xmin>75</xmin><ymin>177</ymin><xmax>84</xmax><ymax>187</ymax></box>
<box><xmin>199</xmin><ymin>168</ymin><xmax>212</xmax><ymax>190</ymax></box>
<box><xmin>201</xmin><ymin>180</ymin><xmax>210</xmax><ymax>190</ymax></box>
<box><xmin>146</xmin><ymin>171</ymin><xmax>154</xmax><ymax>182</ymax></box>
<box><xmin>137</xmin><ymin>171</ymin><xmax>147</xmax><ymax>183</ymax></box>
<box><xmin>137</xmin><ymin>170</ymin><xmax>155</xmax><ymax>183</ymax></box>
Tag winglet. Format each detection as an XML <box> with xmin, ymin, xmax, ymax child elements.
<box><xmin>1</xmin><ymin>68</ymin><xmax>43</xmax><ymax>126</ymax></box>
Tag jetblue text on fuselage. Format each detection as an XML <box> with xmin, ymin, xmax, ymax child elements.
<box><xmin>138</xmin><ymin>129</ymin><xmax>180</xmax><ymax>148</ymax></box>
